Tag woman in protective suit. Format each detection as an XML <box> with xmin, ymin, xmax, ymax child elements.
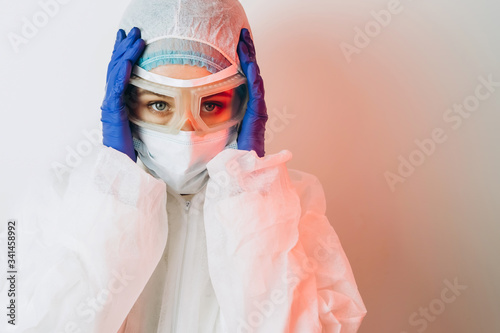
<box><xmin>9</xmin><ymin>0</ymin><xmax>366</xmax><ymax>332</ymax></box>
<box><xmin>103</xmin><ymin>1</ymin><xmax>368</xmax><ymax>331</ymax></box>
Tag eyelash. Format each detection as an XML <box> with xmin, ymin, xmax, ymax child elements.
<box><xmin>202</xmin><ymin>101</ymin><xmax>224</xmax><ymax>112</ymax></box>
<box><xmin>147</xmin><ymin>101</ymin><xmax>170</xmax><ymax>114</ymax></box>
<box><xmin>145</xmin><ymin>101</ymin><xmax>226</xmax><ymax>114</ymax></box>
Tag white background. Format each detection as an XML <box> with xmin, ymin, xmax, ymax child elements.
<box><xmin>1</xmin><ymin>0</ymin><xmax>500</xmax><ymax>332</ymax></box>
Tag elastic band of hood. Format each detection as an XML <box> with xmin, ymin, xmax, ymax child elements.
<box><xmin>137</xmin><ymin>38</ymin><xmax>232</xmax><ymax>74</ymax></box>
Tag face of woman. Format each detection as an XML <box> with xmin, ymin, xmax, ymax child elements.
<box><xmin>127</xmin><ymin>64</ymin><xmax>240</xmax><ymax>132</ymax></box>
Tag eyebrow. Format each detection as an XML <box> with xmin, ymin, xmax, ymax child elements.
<box><xmin>137</xmin><ymin>90</ymin><xmax>169</xmax><ymax>98</ymax></box>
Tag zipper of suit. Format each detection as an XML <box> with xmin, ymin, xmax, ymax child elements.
<box><xmin>172</xmin><ymin>194</ymin><xmax>192</xmax><ymax>332</ymax></box>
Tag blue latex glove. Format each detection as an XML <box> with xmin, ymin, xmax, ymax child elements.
<box><xmin>101</xmin><ymin>27</ymin><xmax>145</xmax><ymax>162</ymax></box>
<box><xmin>237</xmin><ymin>28</ymin><xmax>268</xmax><ymax>158</ymax></box>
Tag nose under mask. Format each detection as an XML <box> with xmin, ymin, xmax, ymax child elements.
<box><xmin>131</xmin><ymin>123</ymin><xmax>239</xmax><ymax>195</ymax></box>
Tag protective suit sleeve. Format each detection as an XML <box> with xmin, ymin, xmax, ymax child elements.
<box><xmin>1</xmin><ymin>145</ymin><xmax>168</xmax><ymax>332</ymax></box>
<box><xmin>203</xmin><ymin>149</ymin><xmax>367</xmax><ymax>333</ymax></box>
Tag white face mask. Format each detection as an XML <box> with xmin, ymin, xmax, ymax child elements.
<box><xmin>131</xmin><ymin>124</ymin><xmax>238</xmax><ymax>195</ymax></box>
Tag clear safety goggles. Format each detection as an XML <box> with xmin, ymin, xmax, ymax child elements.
<box><xmin>127</xmin><ymin>65</ymin><xmax>248</xmax><ymax>135</ymax></box>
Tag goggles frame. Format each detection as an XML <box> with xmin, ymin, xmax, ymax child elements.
<box><xmin>127</xmin><ymin>65</ymin><xmax>248</xmax><ymax>135</ymax></box>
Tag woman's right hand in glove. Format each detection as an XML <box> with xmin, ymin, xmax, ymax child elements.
<box><xmin>101</xmin><ymin>27</ymin><xmax>145</xmax><ymax>162</ymax></box>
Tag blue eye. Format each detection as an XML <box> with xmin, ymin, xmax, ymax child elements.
<box><xmin>150</xmin><ymin>102</ymin><xmax>169</xmax><ymax>112</ymax></box>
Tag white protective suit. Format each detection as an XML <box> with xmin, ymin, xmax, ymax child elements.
<box><xmin>116</xmin><ymin>146</ymin><xmax>368</xmax><ymax>333</ymax></box>
<box><xmin>4</xmin><ymin>145</ymin><xmax>366</xmax><ymax>332</ymax></box>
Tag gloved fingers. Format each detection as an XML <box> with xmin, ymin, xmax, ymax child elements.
<box><xmin>245</xmin><ymin>61</ymin><xmax>265</xmax><ymax>103</ymax></box>
<box><xmin>105</xmin><ymin>37</ymin><xmax>143</xmax><ymax>102</ymax></box>
<box><xmin>237</xmin><ymin>29</ymin><xmax>265</xmax><ymax>103</ymax></box>
<box><xmin>237</xmin><ymin>116</ymin><xmax>267</xmax><ymax>157</ymax></box>
<box><xmin>112</xmin><ymin>29</ymin><xmax>127</xmax><ymax>56</ymax></box>
<box><xmin>106</xmin><ymin>28</ymin><xmax>141</xmax><ymax>83</ymax></box>
<box><xmin>101</xmin><ymin>28</ymin><xmax>141</xmax><ymax>162</ymax></box>
<box><xmin>237</xmin><ymin>40</ymin><xmax>250</xmax><ymax>70</ymax></box>
<box><xmin>244</xmin><ymin>96</ymin><xmax>268</xmax><ymax>120</ymax></box>
<box><xmin>107</xmin><ymin>28</ymin><xmax>144</xmax><ymax>90</ymax></box>
<box><xmin>122</xmin><ymin>38</ymin><xmax>146</xmax><ymax>65</ymax></box>
<box><xmin>107</xmin><ymin>29</ymin><xmax>127</xmax><ymax>82</ymax></box>
<box><xmin>236</xmin><ymin>28</ymin><xmax>268</xmax><ymax>157</ymax></box>
<box><xmin>117</xmin><ymin>60</ymin><xmax>133</xmax><ymax>97</ymax></box>
<box><xmin>114</xmin><ymin>60</ymin><xmax>133</xmax><ymax>112</ymax></box>
<box><xmin>112</xmin><ymin>27</ymin><xmax>142</xmax><ymax>62</ymax></box>
<box><xmin>239</xmin><ymin>52</ymin><xmax>267</xmax><ymax>120</ymax></box>
<box><xmin>238</xmin><ymin>28</ymin><xmax>256</xmax><ymax>64</ymax></box>
<box><xmin>104</xmin><ymin>60</ymin><xmax>133</xmax><ymax>115</ymax></box>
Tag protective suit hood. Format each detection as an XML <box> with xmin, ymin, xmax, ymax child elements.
<box><xmin>118</xmin><ymin>0</ymin><xmax>253</xmax><ymax>70</ymax></box>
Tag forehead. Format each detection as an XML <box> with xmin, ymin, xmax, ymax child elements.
<box><xmin>150</xmin><ymin>64</ymin><xmax>213</xmax><ymax>80</ymax></box>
